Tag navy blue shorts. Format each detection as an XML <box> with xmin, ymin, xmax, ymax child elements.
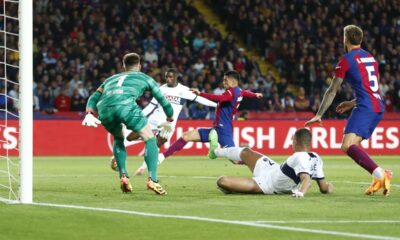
<box><xmin>198</xmin><ymin>127</ymin><xmax>235</xmax><ymax>148</ymax></box>
<box><xmin>344</xmin><ymin>108</ymin><xmax>383</xmax><ymax>139</ymax></box>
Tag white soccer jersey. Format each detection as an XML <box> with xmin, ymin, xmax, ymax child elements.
<box><xmin>253</xmin><ymin>152</ymin><xmax>324</xmax><ymax>194</ymax></box>
<box><xmin>143</xmin><ymin>83</ymin><xmax>217</xmax><ymax>129</ymax></box>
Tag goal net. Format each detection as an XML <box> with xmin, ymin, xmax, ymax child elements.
<box><xmin>0</xmin><ymin>0</ymin><xmax>32</xmax><ymax>204</ymax></box>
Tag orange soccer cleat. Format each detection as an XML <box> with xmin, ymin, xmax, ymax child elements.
<box><xmin>120</xmin><ymin>174</ymin><xmax>132</xmax><ymax>193</ymax></box>
<box><xmin>365</xmin><ymin>169</ymin><xmax>392</xmax><ymax>196</ymax></box>
<box><xmin>147</xmin><ymin>177</ymin><xmax>167</xmax><ymax>195</ymax></box>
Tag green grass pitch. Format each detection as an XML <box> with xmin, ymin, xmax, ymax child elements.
<box><xmin>1</xmin><ymin>155</ymin><xmax>399</xmax><ymax>240</ymax></box>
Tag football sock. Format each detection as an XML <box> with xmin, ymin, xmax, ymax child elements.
<box><xmin>163</xmin><ymin>137</ymin><xmax>187</xmax><ymax>158</ymax></box>
<box><xmin>158</xmin><ymin>153</ymin><xmax>166</xmax><ymax>164</ymax></box>
<box><xmin>113</xmin><ymin>138</ymin><xmax>128</xmax><ymax>178</ymax></box>
<box><xmin>139</xmin><ymin>153</ymin><xmax>165</xmax><ymax>170</ymax></box>
<box><xmin>346</xmin><ymin>145</ymin><xmax>379</xmax><ymax>176</ymax></box>
<box><xmin>372</xmin><ymin>167</ymin><xmax>384</xmax><ymax>180</ymax></box>
<box><xmin>214</xmin><ymin>147</ymin><xmax>244</xmax><ymax>161</ymax></box>
<box><xmin>144</xmin><ymin>137</ymin><xmax>159</xmax><ymax>182</ymax></box>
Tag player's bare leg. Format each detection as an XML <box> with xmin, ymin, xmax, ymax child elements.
<box><xmin>126</xmin><ymin>131</ymin><xmax>140</xmax><ymax>141</ymax></box>
<box><xmin>239</xmin><ymin>148</ymin><xmax>264</xmax><ymax>172</ymax></box>
<box><xmin>138</xmin><ymin>124</ymin><xmax>166</xmax><ymax>195</ymax></box>
<box><xmin>217</xmin><ymin>176</ymin><xmax>263</xmax><ymax>194</ymax></box>
<box><xmin>214</xmin><ymin>146</ymin><xmax>262</xmax><ymax>170</ymax></box>
<box><xmin>342</xmin><ymin>133</ymin><xmax>391</xmax><ymax>195</ymax></box>
<box><xmin>216</xmin><ymin>148</ymin><xmax>268</xmax><ymax>194</ymax></box>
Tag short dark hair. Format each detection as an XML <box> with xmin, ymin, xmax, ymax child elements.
<box><xmin>165</xmin><ymin>68</ymin><xmax>178</xmax><ymax>76</ymax></box>
<box><xmin>294</xmin><ymin>128</ymin><xmax>311</xmax><ymax>147</ymax></box>
<box><xmin>344</xmin><ymin>25</ymin><xmax>363</xmax><ymax>45</ymax></box>
<box><xmin>123</xmin><ymin>53</ymin><xmax>140</xmax><ymax>68</ymax></box>
<box><xmin>224</xmin><ymin>70</ymin><xmax>240</xmax><ymax>82</ymax></box>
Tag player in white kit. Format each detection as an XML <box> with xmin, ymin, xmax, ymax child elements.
<box><xmin>110</xmin><ymin>68</ymin><xmax>217</xmax><ymax>173</ymax></box>
<box><xmin>215</xmin><ymin>128</ymin><xmax>333</xmax><ymax>197</ymax></box>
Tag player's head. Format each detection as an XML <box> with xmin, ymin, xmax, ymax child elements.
<box><xmin>343</xmin><ymin>25</ymin><xmax>363</xmax><ymax>53</ymax></box>
<box><xmin>292</xmin><ymin>128</ymin><xmax>311</xmax><ymax>152</ymax></box>
<box><xmin>223</xmin><ymin>70</ymin><xmax>240</xmax><ymax>88</ymax></box>
<box><xmin>123</xmin><ymin>53</ymin><xmax>141</xmax><ymax>71</ymax></box>
<box><xmin>165</xmin><ymin>68</ymin><xmax>178</xmax><ymax>87</ymax></box>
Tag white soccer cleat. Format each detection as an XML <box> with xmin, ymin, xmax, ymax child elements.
<box><xmin>134</xmin><ymin>166</ymin><xmax>146</xmax><ymax>176</ymax></box>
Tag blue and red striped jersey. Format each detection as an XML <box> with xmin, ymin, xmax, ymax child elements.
<box><xmin>335</xmin><ymin>48</ymin><xmax>384</xmax><ymax>112</ymax></box>
<box><xmin>200</xmin><ymin>87</ymin><xmax>257</xmax><ymax>131</ymax></box>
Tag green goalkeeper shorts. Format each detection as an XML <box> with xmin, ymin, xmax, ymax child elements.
<box><xmin>98</xmin><ymin>104</ymin><xmax>148</xmax><ymax>137</ymax></box>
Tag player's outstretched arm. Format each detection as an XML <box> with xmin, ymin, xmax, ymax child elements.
<box><xmin>192</xmin><ymin>88</ymin><xmax>234</xmax><ymax>103</ymax></box>
<box><xmin>242</xmin><ymin>90</ymin><xmax>263</xmax><ymax>99</ymax></box>
<box><xmin>305</xmin><ymin>77</ymin><xmax>343</xmax><ymax>127</ymax></box>
<box><xmin>292</xmin><ymin>173</ymin><xmax>311</xmax><ymax>198</ymax></box>
<box><xmin>183</xmin><ymin>89</ymin><xmax>217</xmax><ymax>107</ymax></box>
<box><xmin>316</xmin><ymin>179</ymin><xmax>333</xmax><ymax>194</ymax></box>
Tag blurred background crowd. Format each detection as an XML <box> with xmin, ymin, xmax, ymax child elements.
<box><xmin>2</xmin><ymin>0</ymin><xmax>399</xmax><ymax>119</ymax></box>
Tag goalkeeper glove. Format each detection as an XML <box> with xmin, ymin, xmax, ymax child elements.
<box><xmin>292</xmin><ymin>191</ymin><xmax>304</xmax><ymax>198</ymax></box>
<box><xmin>82</xmin><ymin>112</ymin><xmax>101</xmax><ymax>128</ymax></box>
<box><xmin>158</xmin><ymin>121</ymin><xmax>174</xmax><ymax>139</ymax></box>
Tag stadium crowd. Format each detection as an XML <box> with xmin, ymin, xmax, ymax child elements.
<box><xmin>209</xmin><ymin>0</ymin><xmax>400</xmax><ymax>116</ymax></box>
<box><xmin>30</xmin><ymin>0</ymin><xmax>264</xmax><ymax>118</ymax></box>
<box><xmin>5</xmin><ymin>0</ymin><xmax>396</xmax><ymax>118</ymax></box>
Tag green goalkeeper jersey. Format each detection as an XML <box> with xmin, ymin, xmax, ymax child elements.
<box><xmin>88</xmin><ymin>71</ymin><xmax>173</xmax><ymax>118</ymax></box>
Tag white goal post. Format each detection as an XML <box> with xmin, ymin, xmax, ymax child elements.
<box><xmin>19</xmin><ymin>0</ymin><xmax>33</xmax><ymax>204</ymax></box>
<box><xmin>0</xmin><ymin>0</ymin><xmax>33</xmax><ymax>204</ymax></box>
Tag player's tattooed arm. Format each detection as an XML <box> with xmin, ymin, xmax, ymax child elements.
<box><xmin>316</xmin><ymin>77</ymin><xmax>344</xmax><ymax>117</ymax></box>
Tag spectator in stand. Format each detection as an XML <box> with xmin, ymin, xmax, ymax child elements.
<box><xmin>268</xmin><ymin>92</ymin><xmax>284</xmax><ymax>112</ymax></box>
<box><xmin>77</xmin><ymin>81</ymin><xmax>89</xmax><ymax>99</ymax></box>
<box><xmin>238</xmin><ymin>111</ymin><xmax>249</xmax><ymax>120</ymax></box>
<box><xmin>8</xmin><ymin>85</ymin><xmax>19</xmax><ymax>111</ymax></box>
<box><xmin>144</xmin><ymin>47</ymin><xmax>158</xmax><ymax>64</ymax></box>
<box><xmin>209</xmin><ymin>0</ymin><xmax>400</xmax><ymax>112</ymax></box>
<box><xmin>281</xmin><ymin>93</ymin><xmax>295</xmax><ymax>112</ymax></box>
<box><xmin>310</xmin><ymin>92</ymin><xmax>322</xmax><ymax>113</ymax></box>
<box><xmin>54</xmin><ymin>88</ymin><xmax>71</xmax><ymax>112</ymax></box>
<box><xmin>33</xmin><ymin>94</ymin><xmax>40</xmax><ymax>112</ymax></box>
<box><xmin>189</xmin><ymin>102</ymin><xmax>209</xmax><ymax>120</ymax></box>
<box><xmin>0</xmin><ymin>87</ymin><xmax>6</xmax><ymax>109</ymax></box>
<box><xmin>294</xmin><ymin>87</ymin><xmax>311</xmax><ymax>112</ymax></box>
<box><xmin>39</xmin><ymin>89</ymin><xmax>56</xmax><ymax>114</ymax></box>
<box><xmin>383</xmin><ymin>89</ymin><xmax>395</xmax><ymax>112</ymax></box>
<box><xmin>70</xmin><ymin>88</ymin><xmax>86</xmax><ymax>112</ymax></box>
<box><xmin>213</xmin><ymin>81</ymin><xmax>225</xmax><ymax>95</ymax></box>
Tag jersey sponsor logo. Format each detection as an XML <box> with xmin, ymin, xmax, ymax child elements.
<box><xmin>165</xmin><ymin>95</ymin><xmax>181</xmax><ymax>105</ymax></box>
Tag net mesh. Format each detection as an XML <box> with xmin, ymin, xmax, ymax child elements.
<box><xmin>0</xmin><ymin>0</ymin><xmax>20</xmax><ymax>203</ymax></box>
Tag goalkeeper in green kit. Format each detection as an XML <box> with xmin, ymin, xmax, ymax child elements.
<box><xmin>82</xmin><ymin>53</ymin><xmax>173</xmax><ymax>195</ymax></box>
